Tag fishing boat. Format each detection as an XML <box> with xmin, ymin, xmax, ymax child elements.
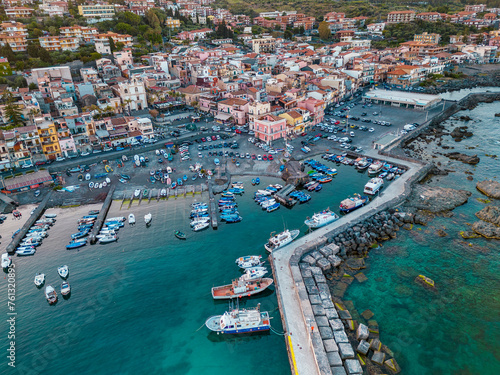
<box><xmin>386</xmin><ymin>173</ymin><xmax>395</xmax><ymax>181</ymax></box>
<box><xmin>66</xmin><ymin>241</ymin><xmax>86</xmax><ymax>250</ymax></box>
<box><xmin>61</xmin><ymin>282</ymin><xmax>71</xmax><ymax>296</ymax></box>
<box><xmin>144</xmin><ymin>213</ymin><xmax>152</xmax><ymax>225</ymax></box>
<box><xmin>304</xmin><ymin>209</ymin><xmax>340</xmax><ymax>229</ymax></box>
<box><xmin>1</xmin><ymin>253</ymin><xmax>12</xmax><ymax>269</ymax></box>
<box><xmin>190</xmin><ymin>218</ymin><xmax>210</xmax><ymax>227</ymax></box>
<box><xmin>34</xmin><ymin>189</ymin><xmax>41</xmax><ymax>197</ymax></box>
<box><xmin>255</xmin><ymin>177</ymin><xmax>260</xmax><ymax>185</ymax></box>
<box><xmin>205</xmin><ymin>303</ymin><xmax>271</xmax><ymax>334</ymax></box>
<box><xmin>128</xmin><ymin>213</ymin><xmax>136</xmax><ymax>224</ymax></box>
<box><xmin>58</xmin><ymin>265</ymin><xmax>69</xmax><ymax>279</ymax></box>
<box><xmin>339</xmin><ymin>194</ymin><xmax>368</xmax><ymax>213</ymax></box>
<box><xmin>193</xmin><ymin>222</ymin><xmax>210</xmax><ymax>232</ymax></box>
<box><xmin>251</xmin><ymin>179</ymin><xmax>256</xmax><ymax>186</ymax></box>
<box><xmin>223</xmin><ymin>215</ymin><xmax>242</xmax><ymax>223</ymax></box>
<box><xmin>266</xmin><ymin>202</ymin><xmax>280</xmax><ymax>213</ymax></box>
<box><xmin>71</xmin><ymin>230</ymin><xmax>89</xmax><ymax>240</ymax></box>
<box><xmin>16</xmin><ymin>247</ymin><xmax>36</xmax><ymax>256</ymax></box>
<box><xmin>236</xmin><ymin>255</ymin><xmax>263</xmax><ymax>269</ymax></box>
<box><xmin>211</xmin><ymin>278</ymin><xmax>273</xmax><ymax>300</ymax></box>
<box><xmin>45</xmin><ymin>213</ymin><xmax>58</xmax><ymax>219</ymax></box>
<box><xmin>356</xmin><ymin>159</ymin><xmax>370</xmax><ymax>170</ymax></box>
<box><xmin>315</xmin><ymin>184</ymin><xmax>323</xmax><ymax>192</ymax></box>
<box><xmin>174</xmin><ymin>230</ymin><xmax>187</xmax><ymax>240</ymax></box>
<box><xmin>99</xmin><ymin>235</ymin><xmax>118</xmax><ymax>244</ymax></box>
<box><xmin>363</xmin><ymin>178</ymin><xmax>384</xmax><ymax>195</ymax></box>
<box><xmin>239</xmin><ymin>267</ymin><xmax>268</xmax><ymax>282</ymax></box>
<box><xmin>378</xmin><ymin>172</ymin><xmax>388</xmax><ymax>179</ymax></box>
<box><xmin>264</xmin><ymin>229</ymin><xmax>300</xmax><ymax>252</ymax></box>
<box><xmin>45</xmin><ymin>285</ymin><xmax>58</xmax><ymax>304</ymax></box>
<box><xmin>34</xmin><ymin>273</ymin><xmax>45</xmax><ymax>287</ymax></box>
<box><xmin>121</xmin><ymin>174</ymin><xmax>131</xmax><ymax>180</ymax></box>
<box><xmin>106</xmin><ymin>177</ymin><xmax>111</xmax><ymax>184</ymax></box>
<box><xmin>89</xmin><ymin>182</ymin><xmax>94</xmax><ymax>189</ymax></box>
<box><xmin>160</xmin><ymin>188</ymin><xmax>167</xmax><ymax>197</ymax></box>
<box><xmin>368</xmin><ymin>162</ymin><xmax>383</xmax><ymax>175</ymax></box>
<box><xmin>134</xmin><ymin>189</ymin><xmax>141</xmax><ymax>197</ymax></box>
<box><xmin>149</xmin><ymin>176</ymin><xmax>155</xmax><ymax>184</ymax></box>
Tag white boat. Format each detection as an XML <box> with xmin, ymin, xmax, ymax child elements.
<box><xmin>16</xmin><ymin>247</ymin><xmax>36</xmax><ymax>256</ymax></box>
<box><xmin>1</xmin><ymin>253</ymin><xmax>12</xmax><ymax>269</ymax></box>
<box><xmin>193</xmin><ymin>222</ymin><xmax>209</xmax><ymax>232</ymax></box>
<box><xmin>363</xmin><ymin>177</ymin><xmax>384</xmax><ymax>195</ymax></box>
<box><xmin>106</xmin><ymin>217</ymin><xmax>126</xmax><ymax>222</ymax></box>
<box><xmin>304</xmin><ymin>209</ymin><xmax>340</xmax><ymax>229</ymax></box>
<box><xmin>44</xmin><ymin>213</ymin><xmax>57</xmax><ymax>219</ymax></box>
<box><xmin>239</xmin><ymin>267</ymin><xmax>268</xmax><ymax>281</ymax></box>
<box><xmin>25</xmin><ymin>231</ymin><xmax>47</xmax><ymax>238</ymax></box>
<box><xmin>134</xmin><ymin>189</ymin><xmax>141</xmax><ymax>197</ymax></box>
<box><xmin>160</xmin><ymin>188</ymin><xmax>167</xmax><ymax>197</ymax></box>
<box><xmin>45</xmin><ymin>285</ymin><xmax>57</xmax><ymax>305</ymax></box>
<box><xmin>99</xmin><ymin>183</ymin><xmax>103</xmax><ymax>188</ymax></box>
<box><xmin>256</xmin><ymin>189</ymin><xmax>272</xmax><ymax>196</ymax></box>
<box><xmin>368</xmin><ymin>162</ymin><xmax>383</xmax><ymax>175</ymax></box>
<box><xmin>128</xmin><ymin>213</ymin><xmax>136</xmax><ymax>224</ymax></box>
<box><xmin>205</xmin><ymin>304</ymin><xmax>271</xmax><ymax>334</ymax></box>
<box><xmin>89</xmin><ymin>182</ymin><xmax>94</xmax><ymax>189</ymax></box>
<box><xmin>103</xmin><ymin>182</ymin><xmax>107</xmax><ymax>187</ymax></box>
<box><xmin>144</xmin><ymin>213</ymin><xmax>152</xmax><ymax>225</ymax></box>
<box><xmin>106</xmin><ymin>177</ymin><xmax>111</xmax><ymax>184</ymax></box>
<box><xmin>264</xmin><ymin>229</ymin><xmax>300</xmax><ymax>252</ymax></box>
<box><xmin>190</xmin><ymin>218</ymin><xmax>210</xmax><ymax>227</ymax></box>
<box><xmin>34</xmin><ymin>273</ymin><xmax>45</xmax><ymax>287</ymax></box>
<box><xmin>99</xmin><ymin>235</ymin><xmax>118</xmax><ymax>244</ymax></box>
<box><xmin>58</xmin><ymin>265</ymin><xmax>69</xmax><ymax>279</ymax></box>
<box><xmin>235</xmin><ymin>255</ymin><xmax>263</xmax><ymax>269</ymax></box>
<box><xmin>61</xmin><ymin>282</ymin><xmax>71</xmax><ymax>296</ymax></box>
<box><xmin>85</xmin><ymin>173</ymin><xmax>91</xmax><ymax>181</ymax></box>
<box><xmin>261</xmin><ymin>199</ymin><xmax>276</xmax><ymax>209</ymax></box>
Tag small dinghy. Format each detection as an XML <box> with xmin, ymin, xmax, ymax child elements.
<box><xmin>193</xmin><ymin>222</ymin><xmax>209</xmax><ymax>232</ymax></box>
<box><xmin>134</xmin><ymin>189</ymin><xmax>141</xmax><ymax>197</ymax></box>
<box><xmin>99</xmin><ymin>235</ymin><xmax>118</xmax><ymax>244</ymax></box>
<box><xmin>85</xmin><ymin>173</ymin><xmax>91</xmax><ymax>181</ymax></box>
<box><xmin>58</xmin><ymin>265</ymin><xmax>69</xmax><ymax>279</ymax></box>
<box><xmin>34</xmin><ymin>273</ymin><xmax>45</xmax><ymax>287</ymax></box>
<box><xmin>103</xmin><ymin>181</ymin><xmax>107</xmax><ymax>187</ymax></box>
<box><xmin>174</xmin><ymin>230</ymin><xmax>186</xmax><ymax>240</ymax></box>
<box><xmin>144</xmin><ymin>213</ymin><xmax>152</xmax><ymax>225</ymax></box>
<box><xmin>106</xmin><ymin>177</ymin><xmax>111</xmax><ymax>184</ymax></box>
<box><xmin>61</xmin><ymin>282</ymin><xmax>71</xmax><ymax>296</ymax></box>
<box><xmin>45</xmin><ymin>285</ymin><xmax>57</xmax><ymax>305</ymax></box>
<box><xmin>128</xmin><ymin>213</ymin><xmax>135</xmax><ymax>224</ymax></box>
<box><xmin>66</xmin><ymin>241</ymin><xmax>86</xmax><ymax>250</ymax></box>
<box><xmin>89</xmin><ymin>182</ymin><xmax>94</xmax><ymax>189</ymax></box>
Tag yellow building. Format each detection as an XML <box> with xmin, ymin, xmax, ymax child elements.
<box><xmin>165</xmin><ymin>17</ymin><xmax>181</xmax><ymax>29</ymax></box>
<box><xmin>414</xmin><ymin>32</ymin><xmax>441</xmax><ymax>44</ymax></box>
<box><xmin>0</xmin><ymin>31</ymin><xmax>27</xmax><ymax>51</ymax></box>
<box><xmin>279</xmin><ymin>110</ymin><xmax>304</xmax><ymax>134</ymax></box>
<box><xmin>36</xmin><ymin>120</ymin><xmax>61</xmax><ymax>160</ymax></box>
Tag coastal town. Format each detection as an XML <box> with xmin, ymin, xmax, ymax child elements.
<box><xmin>0</xmin><ymin>1</ymin><xmax>500</xmax><ymax>375</ymax></box>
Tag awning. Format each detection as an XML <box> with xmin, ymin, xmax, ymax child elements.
<box><xmin>215</xmin><ymin>113</ymin><xmax>232</xmax><ymax>121</ymax></box>
<box><xmin>4</xmin><ymin>170</ymin><xmax>52</xmax><ymax>191</ymax></box>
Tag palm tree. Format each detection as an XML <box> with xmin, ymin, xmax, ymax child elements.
<box><xmin>124</xmin><ymin>99</ymin><xmax>133</xmax><ymax>115</ymax></box>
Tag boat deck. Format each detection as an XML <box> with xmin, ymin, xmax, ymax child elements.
<box><xmin>212</xmin><ymin>278</ymin><xmax>273</xmax><ymax>299</ymax></box>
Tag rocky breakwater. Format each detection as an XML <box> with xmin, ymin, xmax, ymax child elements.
<box><xmin>445</xmin><ymin>152</ymin><xmax>480</xmax><ymax>165</ymax></box>
<box><xmin>470</xmin><ymin>180</ymin><xmax>500</xmax><ymax>239</ymax></box>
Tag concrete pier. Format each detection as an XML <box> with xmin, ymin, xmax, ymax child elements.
<box><xmin>89</xmin><ymin>185</ymin><xmax>116</xmax><ymax>244</ymax></box>
<box><xmin>271</xmin><ymin>153</ymin><xmax>429</xmax><ymax>375</ymax></box>
<box><xmin>207</xmin><ymin>183</ymin><xmax>218</xmax><ymax>229</ymax></box>
<box><xmin>6</xmin><ymin>191</ymin><xmax>53</xmax><ymax>254</ymax></box>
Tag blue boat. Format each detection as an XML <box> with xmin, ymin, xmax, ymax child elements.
<box><xmin>150</xmin><ymin>176</ymin><xmax>155</xmax><ymax>183</ymax></box>
<box><xmin>177</xmin><ymin>178</ymin><xmax>183</xmax><ymax>186</ymax></box>
<box><xmin>171</xmin><ymin>182</ymin><xmax>177</xmax><ymax>189</ymax></box>
<box><xmin>315</xmin><ymin>184</ymin><xmax>323</xmax><ymax>192</ymax></box>
<box><xmin>251</xmin><ymin>179</ymin><xmax>256</xmax><ymax>185</ymax></box>
<box><xmin>66</xmin><ymin>241</ymin><xmax>87</xmax><ymax>250</ymax></box>
<box><xmin>83</xmin><ymin>215</ymin><xmax>98</xmax><ymax>219</ymax></box>
<box><xmin>183</xmin><ymin>175</ymin><xmax>188</xmax><ymax>181</ymax></box>
<box><xmin>280</xmin><ymin>165</ymin><xmax>285</xmax><ymax>172</ymax></box>
<box><xmin>94</xmin><ymin>173</ymin><xmax>108</xmax><ymax>179</ymax></box>
<box><xmin>255</xmin><ymin>178</ymin><xmax>260</xmax><ymax>185</ymax></box>
<box><xmin>266</xmin><ymin>202</ymin><xmax>280</xmax><ymax>212</ymax></box>
<box><xmin>71</xmin><ymin>230</ymin><xmax>89</xmax><ymax>239</ymax></box>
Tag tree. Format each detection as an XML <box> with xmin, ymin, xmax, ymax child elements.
<box><xmin>318</xmin><ymin>21</ymin><xmax>331</xmax><ymax>41</ymax></box>
<box><xmin>2</xmin><ymin>92</ymin><xmax>25</xmax><ymax>127</ymax></box>
<box><xmin>108</xmin><ymin>37</ymin><xmax>116</xmax><ymax>53</ymax></box>
<box><xmin>284</xmin><ymin>30</ymin><xmax>293</xmax><ymax>40</ymax></box>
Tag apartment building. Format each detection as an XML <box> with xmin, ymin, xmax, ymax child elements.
<box><xmin>252</xmin><ymin>38</ymin><xmax>276</xmax><ymax>54</ymax></box>
<box><xmin>165</xmin><ymin>17</ymin><xmax>181</xmax><ymax>29</ymax></box>
<box><xmin>253</xmin><ymin>114</ymin><xmax>287</xmax><ymax>144</ymax></box>
<box><xmin>0</xmin><ymin>31</ymin><xmax>27</xmax><ymax>51</ymax></box>
<box><xmin>60</xmin><ymin>26</ymin><xmax>99</xmax><ymax>43</ymax></box>
<box><xmin>387</xmin><ymin>11</ymin><xmax>416</xmax><ymax>23</ymax></box>
<box><xmin>5</xmin><ymin>6</ymin><xmax>34</xmax><ymax>19</ymax></box>
<box><xmin>414</xmin><ymin>32</ymin><xmax>441</xmax><ymax>44</ymax></box>
<box><xmin>78</xmin><ymin>4</ymin><xmax>115</xmax><ymax>20</ymax></box>
<box><xmin>95</xmin><ymin>32</ymin><xmax>133</xmax><ymax>47</ymax></box>
<box><xmin>36</xmin><ymin>119</ymin><xmax>62</xmax><ymax>160</ymax></box>
<box><xmin>39</xmin><ymin>36</ymin><xmax>79</xmax><ymax>51</ymax></box>
<box><xmin>465</xmin><ymin>4</ymin><xmax>486</xmax><ymax>13</ymax></box>
<box><xmin>112</xmin><ymin>77</ymin><xmax>148</xmax><ymax>111</ymax></box>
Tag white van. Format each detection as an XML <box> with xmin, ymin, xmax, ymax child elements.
<box><xmin>349</xmin><ymin>131</ymin><xmax>355</xmax><ymax>137</ymax></box>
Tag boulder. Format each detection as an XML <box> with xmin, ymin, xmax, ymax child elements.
<box><xmin>344</xmin><ymin>359</ymin><xmax>363</xmax><ymax>375</ymax></box>
<box><xmin>356</xmin><ymin>323</ymin><xmax>369</xmax><ymax>340</ymax></box>
<box><xmin>406</xmin><ymin>185</ymin><xmax>471</xmax><ymax>212</ymax></box>
<box><xmin>334</xmin><ymin>330</ymin><xmax>349</xmax><ymax>343</ymax></box>
<box><xmin>317</xmin><ymin>257</ymin><xmax>332</xmax><ymax>271</ymax></box>
<box><xmin>327</xmin><ymin>351</ymin><xmax>343</xmax><ymax>367</ymax></box>
<box><xmin>476</xmin><ymin>180</ymin><xmax>500</xmax><ymax>199</ymax></box>
<box><xmin>384</xmin><ymin>358</ymin><xmax>401</xmax><ymax>374</ymax></box>
<box><xmin>312</xmin><ymin>304</ymin><xmax>326</xmax><ymax>316</ymax></box>
<box><xmin>475</xmin><ymin>205</ymin><xmax>500</xmax><ymax>226</ymax></box>
<box><xmin>445</xmin><ymin>152</ymin><xmax>479</xmax><ymax>164</ymax></box>
<box><xmin>339</xmin><ymin>343</ymin><xmax>356</xmax><ymax>359</ymax></box>
<box><xmin>356</xmin><ymin>340</ymin><xmax>370</xmax><ymax>356</ymax></box>
<box><xmin>302</xmin><ymin>255</ymin><xmax>316</xmax><ymax>266</ymax></box>
<box><xmin>471</xmin><ymin>220</ymin><xmax>500</xmax><ymax>239</ymax></box>
<box><xmin>316</xmin><ymin>316</ymin><xmax>330</xmax><ymax>327</ymax></box>
<box><xmin>328</xmin><ymin>255</ymin><xmax>343</xmax><ymax>267</ymax></box>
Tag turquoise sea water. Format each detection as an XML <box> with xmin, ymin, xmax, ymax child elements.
<box><xmin>345</xmin><ymin>101</ymin><xmax>500</xmax><ymax>374</ymax></box>
<box><xmin>1</xmin><ymin>162</ymin><xmax>373</xmax><ymax>375</ymax></box>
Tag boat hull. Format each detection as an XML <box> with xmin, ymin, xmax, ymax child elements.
<box><xmin>211</xmin><ymin>278</ymin><xmax>273</xmax><ymax>300</ymax></box>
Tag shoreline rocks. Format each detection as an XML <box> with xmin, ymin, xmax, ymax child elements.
<box><xmin>471</xmin><ymin>221</ymin><xmax>500</xmax><ymax>239</ymax></box>
<box><xmin>476</xmin><ymin>180</ymin><xmax>500</xmax><ymax>199</ymax></box>
<box><xmin>445</xmin><ymin>152</ymin><xmax>480</xmax><ymax>165</ymax></box>
<box><xmin>405</xmin><ymin>185</ymin><xmax>472</xmax><ymax>213</ymax></box>
<box><xmin>475</xmin><ymin>206</ymin><xmax>500</xmax><ymax>226</ymax></box>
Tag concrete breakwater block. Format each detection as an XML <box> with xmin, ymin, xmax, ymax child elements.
<box><xmin>344</xmin><ymin>359</ymin><xmax>363</xmax><ymax>375</ymax></box>
<box><xmin>353</xmin><ymin>272</ymin><xmax>368</xmax><ymax>283</ymax></box>
<box><xmin>310</xmin><ymin>266</ymin><xmax>323</xmax><ymax>276</ymax></box>
<box><xmin>371</xmin><ymin>351</ymin><xmax>385</xmax><ymax>365</ymax></box>
<box><xmin>314</xmin><ymin>272</ymin><xmax>327</xmax><ymax>284</ymax></box>
<box><xmin>321</xmin><ymin>298</ymin><xmax>336</xmax><ymax>309</ymax></box>
<box><xmin>330</xmin><ymin>318</ymin><xmax>344</xmax><ymax>331</ymax></box>
<box><xmin>323</xmin><ymin>339</ymin><xmax>339</xmax><ymax>353</ymax></box>
<box><xmin>319</xmin><ymin>326</ymin><xmax>334</xmax><ymax>340</ymax></box>
<box><xmin>369</xmin><ymin>338</ymin><xmax>382</xmax><ymax>351</ymax></box>
<box><xmin>310</xmin><ymin>250</ymin><xmax>323</xmax><ymax>260</ymax></box>
<box><xmin>361</xmin><ymin>309</ymin><xmax>374</xmax><ymax>320</ymax></box>
<box><xmin>327</xmin><ymin>351</ymin><xmax>343</xmax><ymax>367</ymax></box>
<box><xmin>356</xmin><ymin>324</ymin><xmax>369</xmax><ymax>340</ymax></box>
<box><xmin>339</xmin><ymin>310</ymin><xmax>352</xmax><ymax>320</ymax></box>
<box><xmin>339</xmin><ymin>343</ymin><xmax>356</xmax><ymax>359</ymax></box>
<box><xmin>317</xmin><ymin>257</ymin><xmax>332</xmax><ymax>271</ymax></box>
<box><xmin>325</xmin><ymin>307</ymin><xmax>339</xmax><ymax>319</ymax></box>
<box><xmin>334</xmin><ymin>330</ymin><xmax>349</xmax><ymax>343</ymax></box>
<box><xmin>312</xmin><ymin>304</ymin><xmax>326</xmax><ymax>316</ymax></box>
<box><xmin>302</xmin><ymin>255</ymin><xmax>316</xmax><ymax>266</ymax></box>
<box><xmin>306</xmin><ymin>284</ymin><xmax>319</xmax><ymax>295</ymax></box>
<box><xmin>303</xmin><ymin>277</ymin><xmax>316</xmax><ymax>287</ymax></box>
<box><xmin>331</xmin><ymin>366</ymin><xmax>347</xmax><ymax>375</ymax></box>
<box><xmin>316</xmin><ymin>316</ymin><xmax>330</xmax><ymax>327</ymax></box>
<box><xmin>328</xmin><ymin>255</ymin><xmax>343</xmax><ymax>267</ymax></box>
<box><xmin>384</xmin><ymin>358</ymin><xmax>401</xmax><ymax>374</ymax></box>
<box><xmin>317</xmin><ymin>283</ymin><xmax>330</xmax><ymax>295</ymax></box>
<box><xmin>356</xmin><ymin>340</ymin><xmax>370</xmax><ymax>356</ymax></box>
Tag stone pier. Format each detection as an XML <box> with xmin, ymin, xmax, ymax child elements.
<box><xmin>271</xmin><ymin>153</ymin><xmax>430</xmax><ymax>375</ymax></box>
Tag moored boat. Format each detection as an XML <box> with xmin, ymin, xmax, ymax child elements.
<box><xmin>239</xmin><ymin>267</ymin><xmax>268</xmax><ymax>281</ymax></box>
<box><xmin>339</xmin><ymin>194</ymin><xmax>368</xmax><ymax>213</ymax></box>
<box><xmin>193</xmin><ymin>222</ymin><xmax>209</xmax><ymax>232</ymax></box>
<box><xmin>144</xmin><ymin>213</ymin><xmax>152</xmax><ymax>225</ymax></box>
<box><xmin>45</xmin><ymin>285</ymin><xmax>57</xmax><ymax>305</ymax></box>
<box><xmin>128</xmin><ymin>213</ymin><xmax>136</xmax><ymax>224</ymax></box>
<box><xmin>99</xmin><ymin>235</ymin><xmax>118</xmax><ymax>244</ymax></box>
<box><xmin>363</xmin><ymin>177</ymin><xmax>384</xmax><ymax>195</ymax></box>
<box><xmin>205</xmin><ymin>304</ymin><xmax>271</xmax><ymax>334</ymax></box>
<box><xmin>236</xmin><ymin>255</ymin><xmax>263</xmax><ymax>269</ymax></box>
<box><xmin>16</xmin><ymin>247</ymin><xmax>36</xmax><ymax>256</ymax></box>
<box><xmin>61</xmin><ymin>281</ymin><xmax>71</xmax><ymax>296</ymax></box>
<box><xmin>58</xmin><ymin>265</ymin><xmax>69</xmax><ymax>279</ymax></box>
<box><xmin>211</xmin><ymin>278</ymin><xmax>274</xmax><ymax>299</ymax></box>
<box><xmin>1</xmin><ymin>253</ymin><xmax>12</xmax><ymax>269</ymax></box>
<box><xmin>134</xmin><ymin>189</ymin><xmax>141</xmax><ymax>197</ymax></box>
<box><xmin>304</xmin><ymin>209</ymin><xmax>339</xmax><ymax>229</ymax></box>
<box><xmin>66</xmin><ymin>241</ymin><xmax>86</xmax><ymax>250</ymax></box>
<box><xmin>264</xmin><ymin>229</ymin><xmax>300</xmax><ymax>252</ymax></box>
<box><xmin>34</xmin><ymin>273</ymin><xmax>45</xmax><ymax>287</ymax></box>
<box><xmin>174</xmin><ymin>230</ymin><xmax>186</xmax><ymax>240</ymax></box>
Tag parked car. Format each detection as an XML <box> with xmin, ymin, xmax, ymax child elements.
<box><xmin>56</xmin><ymin>156</ymin><xmax>65</xmax><ymax>162</ymax></box>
